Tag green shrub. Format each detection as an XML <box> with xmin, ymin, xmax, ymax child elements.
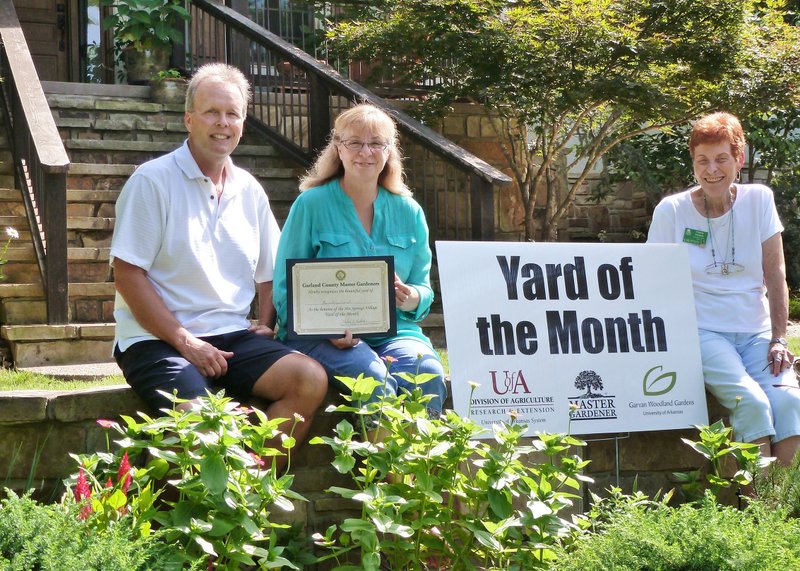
<box><xmin>754</xmin><ymin>453</ymin><xmax>800</xmax><ymax>519</ymax></box>
<box><xmin>672</xmin><ymin>420</ymin><xmax>762</xmax><ymax>502</ymax></box>
<box><xmin>69</xmin><ymin>391</ymin><xmax>306</xmax><ymax>570</ymax></box>
<box><xmin>312</xmin><ymin>371</ymin><xmax>590</xmax><ymax>570</ymax></box>
<box><xmin>0</xmin><ymin>490</ymin><xmax>183</xmax><ymax>571</ymax></box>
<box><xmin>789</xmin><ymin>294</ymin><xmax>800</xmax><ymax>321</ymax></box>
<box><xmin>553</xmin><ymin>492</ymin><xmax>800</xmax><ymax>570</ymax></box>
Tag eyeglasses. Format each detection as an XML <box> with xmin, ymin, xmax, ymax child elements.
<box><xmin>338</xmin><ymin>139</ymin><xmax>390</xmax><ymax>152</ymax></box>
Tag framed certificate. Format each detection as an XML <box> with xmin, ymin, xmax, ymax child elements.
<box><xmin>285</xmin><ymin>256</ymin><xmax>397</xmax><ymax>339</ymax></box>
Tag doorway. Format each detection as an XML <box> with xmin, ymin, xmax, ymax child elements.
<box><xmin>13</xmin><ymin>0</ymin><xmax>109</xmax><ymax>83</ymax></box>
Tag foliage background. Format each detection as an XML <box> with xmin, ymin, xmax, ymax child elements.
<box><xmin>324</xmin><ymin>0</ymin><xmax>800</xmax><ymax>242</ymax></box>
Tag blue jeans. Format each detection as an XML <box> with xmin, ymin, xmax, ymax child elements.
<box><xmin>285</xmin><ymin>336</ymin><xmax>447</xmax><ymax>413</ymax></box>
<box><xmin>700</xmin><ymin>328</ymin><xmax>800</xmax><ymax>443</ymax></box>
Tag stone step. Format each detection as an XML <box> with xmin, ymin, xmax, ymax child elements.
<box><xmin>0</xmin><ymin>323</ymin><xmax>115</xmax><ymax>367</ymax></box>
<box><xmin>67</xmin><ymin>189</ymin><xmax>121</xmax><ymax>202</ymax></box>
<box><xmin>0</xmin><ymin>282</ymin><xmax>115</xmax><ymax>325</ymax></box>
<box><xmin>3</xmin><ymin>245</ymin><xmax>109</xmax><ymax>262</ymax></box>
<box><xmin>0</xmin><ymin>247</ymin><xmax>111</xmax><ymax>283</ymax></box>
<box><xmin>0</xmin><ymin>281</ymin><xmax>114</xmax><ymax>298</ymax></box>
<box><xmin>16</xmin><ymin>361</ymin><xmax>122</xmax><ymax>380</ymax></box>
<box><xmin>65</xmin><ymin>139</ymin><xmax>282</xmax><ymax>158</ymax></box>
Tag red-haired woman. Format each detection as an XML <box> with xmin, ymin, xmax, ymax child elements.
<box><xmin>648</xmin><ymin>112</ymin><xmax>799</xmax><ymax>464</ymax></box>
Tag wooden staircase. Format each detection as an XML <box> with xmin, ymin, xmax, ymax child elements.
<box><xmin>0</xmin><ymin>82</ymin><xmax>305</xmax><ymax>368</ymax></box>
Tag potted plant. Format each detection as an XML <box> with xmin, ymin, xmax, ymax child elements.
<box><xmin>101</xmin><ymin>0</ymin><xmax>191</xmax><ymax>84</ymax></box>
<box><xmin>150</xmin><ymin>68</ymin><xmax>189</xmax><ymax>104</ymax></box>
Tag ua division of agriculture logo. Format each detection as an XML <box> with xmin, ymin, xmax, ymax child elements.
<box><xmin>568</xmin><ymin>370</ymin><xmax>618</xmax><ymax>421</ymax></box>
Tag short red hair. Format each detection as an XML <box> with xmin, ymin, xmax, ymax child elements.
<box><xmin>689</xmin><ymin>112</ymin><xmax>745</xmax><ymax>159</ymax></box>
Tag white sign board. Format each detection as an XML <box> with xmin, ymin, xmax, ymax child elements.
<box><xmin>436</xmin><ymin>241</ymin><xmax>708</xmax><ymax>437</ymax></box>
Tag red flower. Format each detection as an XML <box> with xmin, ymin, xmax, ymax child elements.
<box><xmin>117</xmin><ymin>451</ymin><xmax>132</xmax><ymax>494</ymax></box>
<box><xmin>105</xmin><ymin>478</ymin><xmax>113</xmax><ymax>488</ymax></box>
<box><xmin>74</xmin><ymin>467</ymin><xmax>93</xmax><ymax>520</ymax></box>
<box><xmin>74</xmin><ymin>466</ymin><xmax>91</xmax><ymax>501</ymax></box>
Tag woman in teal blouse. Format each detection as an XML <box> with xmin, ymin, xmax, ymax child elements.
<box><xmin>272</xmin><ymin>104</ymin><xmax>447</xmax><ymax>413</ymax></box>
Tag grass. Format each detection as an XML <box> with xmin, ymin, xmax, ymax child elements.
<box><xmin>0</xmin><ymin>369</ymin><xmax>125</xmax><ymax>391</ymax></box>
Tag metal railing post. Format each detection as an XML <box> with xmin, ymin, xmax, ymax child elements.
<box><xmin>308</xmin><ymin>73</ymin><xmax>330</xmax><ymax>155</ymax></box>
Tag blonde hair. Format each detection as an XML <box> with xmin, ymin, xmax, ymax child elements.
<box><xmin>186</xmin><ymin>63</ymin><xmax>251</xmax><ymax>116</ymax></box>
<box><xmin>299</xmin><ymin>104</ymin><xmax>411</xmax><ymax>195</ymax></box>
<box><xmin>689</xmin><ymin>112</ymin><xmax>745</xmax><ymax>159</ymax></box>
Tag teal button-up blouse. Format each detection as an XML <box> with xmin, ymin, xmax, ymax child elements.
<box><xmin>272</xmin><ymin>178</ymin><xmax>435</xmax><ymax>348</ymax></box>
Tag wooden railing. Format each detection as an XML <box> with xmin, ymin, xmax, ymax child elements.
<box><xmin>189</xmin><ymin>0</ymin><xmax>511</xmax><ymax>242</ymax></box>
<box><xmin>0</xmin><ymin>2</ymin><xmax>69</xmax><ymax>324</ymax></box>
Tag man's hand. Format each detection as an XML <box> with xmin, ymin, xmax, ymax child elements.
<box><xmin>177</xmin><ymin>332</ymin><xmax>233</xmax><ymax>379</ymax></box>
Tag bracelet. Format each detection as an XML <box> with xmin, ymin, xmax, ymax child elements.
<box><xmin>770</xmin><ymin>337</ymin><xmax>788</xmax><ymax>347</ymax></box>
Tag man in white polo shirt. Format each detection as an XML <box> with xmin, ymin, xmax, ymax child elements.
<box><xmin>110</xmin><ymin>63</ymin><xmax>327</xmax><ymax>469</ymax></box>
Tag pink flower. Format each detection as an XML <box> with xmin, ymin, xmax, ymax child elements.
<box><xmin>383</xmin><ymin>355</ymin><xmax>398</xmax><ymax>366</ymax></box>
<box><xmin>117</xmin><ymin>451</ymin><xmax>132</xmax><ymax>494</ymax></box>
<box><xmin>96</xmin><ymin>419</ymin><xmax>116</xmax><ymax>428</ymax></box>
<box><xmin>249</xmin><ymin>452</ymin><xmax>266</xmax><ymax>468</ymax></box>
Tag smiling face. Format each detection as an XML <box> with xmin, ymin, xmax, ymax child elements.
<box><xmin>336</xmin><ymin>127</ymin><xmax>391</xmax><ymax>184</ymax></box>
<box><xmin>691</xmin><ymin>140</ymin><xmax>744</xmax><ymax>198</ymax></box>
<box><xmin>184</xmin><ymin>79</ymin><xmax>245</xmax><ymax>175</ymax></box>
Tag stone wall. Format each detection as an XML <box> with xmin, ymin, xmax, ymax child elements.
<box><xmin>0</xmin><ymin>385</ymin><xmax>360</xmax><ymax>526</ymax></box>
<box><xmin>0</xmin><ymin>384</ymin><xmax>725</xmax><ymax>516</ymax></box>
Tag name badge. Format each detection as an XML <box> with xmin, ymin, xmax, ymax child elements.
<box><xmin>683</xmin><ymin>228</ymin><xmax>708</xmax><ymax>246</ymax></box>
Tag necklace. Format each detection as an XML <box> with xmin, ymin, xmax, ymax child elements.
<box><xmin>703</xmin><ymin>188</ymin><xmax>743</xmax><ymax>275</ymax></box>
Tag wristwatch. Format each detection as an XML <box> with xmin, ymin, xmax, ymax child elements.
<box><xmin>770</xmin><ymin>337</ymin><xmax>788</xmax><ymax>347</ymax></box>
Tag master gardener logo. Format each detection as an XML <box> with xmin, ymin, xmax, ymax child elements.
<box><xmin>568</xmin><ymin>369</ymin><xmax>618</xmax><ymax>421</ymax></box>
<box><xmin>335</xmin><ymin>269</ymin><xmax>346</xmax><ymax>281</ymax></box>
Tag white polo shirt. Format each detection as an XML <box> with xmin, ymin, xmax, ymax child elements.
<box><xmin>647</xmin><ymin>184</ymin><xmax>782</xmax><ymax>333</ymax></box>
<box><xmin>111</xmin><ymin>141</ymin><xmax>281</xmax><ymax>351</ymax></box>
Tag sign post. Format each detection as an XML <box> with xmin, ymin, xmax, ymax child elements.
<box><xmin>436</xmin><ymin>241</ymin><xmax>708</xmax><ymax>437</ymax></box>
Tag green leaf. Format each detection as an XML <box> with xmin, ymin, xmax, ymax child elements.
<box><xmin>200</xmin><ymin>453</ymin><xmax>228</xmax><ymax>495</ymax></box>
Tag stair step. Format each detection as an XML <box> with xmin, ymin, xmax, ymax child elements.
<box><xmin>64</xmin><ymin>139</ymin><xmax>282</xmax><ymax>158</ymax></box>
<box><xmin>1</xmin><ymin>323</ymin><xmax>114</xmax><ymax>342</ymax></box>
<box><xmin>65</xmin><ymin>139</ymin><xmax>182</xmax><ymax>153</ymax></box>
<box><xmin>17</xmin><ymin>361</ymin><xmax>122</xmax><ymax>380</ymax></box>
<box><xmin>0</xmin><ymin>282</ymin><xmax>114</xmax><ymax>298</ymax></box>
<box><xmin>67</xmin><ymin>189</ymin><xmax>121</xmax><ymax>202</ymax></box>
<box><xmin>0</xmin><ymin>189</ymin><xmax>21</xmax><ymax>200</ymax></box>
<box><xmin>70</xmin><ymin>163</ymin><xmax>135</xmax><ymax>176</ymax></box>
<box><xmin>4</xmin><ymin>245</ymin><xmax>110</xmax><ymax>262</ymax></box>
<box><xmin>68</xmin><ymin>216</ymin><xmax>114</xmax><ymax>231</ymax></box>
<box><xmin>0</xmin><ymin>282</ymin><xmax>115</xmax><ymax>325</ymax></box>
<box><xmin>0</xmin><ymin>323</ymin><xmax>115</xmax><ymax>367</ymax></box>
